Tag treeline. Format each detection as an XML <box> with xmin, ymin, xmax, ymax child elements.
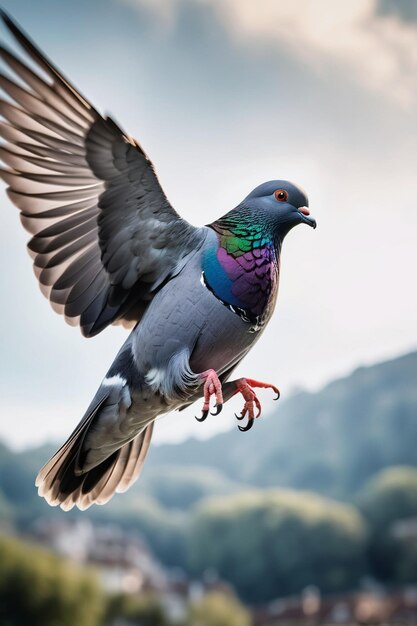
<box><xmin>3</xmin><ymin>466</ymin><xmax>417</xmax><ymax>607</ymax></box>
<box><xmin>189</xmin><ymin>490</ymin><xmax>367</xmax><ymax>603</ymax></box>
<box><xmin>188</xmin><ymin>466</ymin><xmax>417</xmax><ymax>602</ymax></box>
<box><xmin>0</xmin><ymin>534</ymin><xmax>104</xmax><ymax>626</ymax></box>
<box><xmin>97</xmin><ymin>466</ymin><xmax>417</xmax><ymax>603</ymax></box>
<box><xmin>0</xmin><ymin>533</ymin><xmax>251</xmax><ymax>626</ymax></box>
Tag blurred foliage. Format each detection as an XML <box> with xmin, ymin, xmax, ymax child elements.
<box><xmin>140</xmin><ymin>465</ymin><xmax>242</xmax><ymax>510</ymax></box>
<box><xmin>0</xmin><ymin>442</ymin><xmax>47</xmax><ymax>528</ymax></box>
<box><xmin>0</xmin><ymin>533</ymin><xmax>104</xmax><ymax>626</ymax></box>
<box><xmin>358</xmin><ymin>466</ymin><xmax>417</xmax><ymax>583</ymax></box>
<box><xmin>358</xmin><ymin>466</ymin><xmax>417</xmax><ymax>531</ymax></box>
<box><xmin>189</xmin><ymin>490</ymin><xmax>368</xmax><ymax>603</ymax></box>
<box><xmin>105</xmin><ymin>592</ymin><xmax>168</xmax><ymax>625</ymax></box>
<box><xmin>185</xmin><ymin>591</ymin><xmax>251</xmax><ymax>626</ymax></box>
<box><xmin>0</xmin><ymin>488</ymin><xmax>14</xmax><ymax>528</ymax></box>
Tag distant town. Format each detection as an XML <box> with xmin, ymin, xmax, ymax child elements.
<box><xmin>25</xmin><ymin>516</ymin><xmax>417</xmax><ymax>625</ymax></box>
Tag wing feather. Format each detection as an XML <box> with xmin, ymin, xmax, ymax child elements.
<box><xmin>0</xmin><ymin>12</ymin><xmax>204</xmax><ymax>336</ymax></box>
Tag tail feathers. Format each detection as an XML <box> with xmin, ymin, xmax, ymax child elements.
<box><xmin>36</xmin><ymin>409</ymin><xmax>154</xmax><ymax>511</ymax></box>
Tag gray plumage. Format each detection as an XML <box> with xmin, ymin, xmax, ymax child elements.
<box><xmin>0</xmin><ymin>12</ymin><xmax>316</xmax><ymax>510</ymax></box>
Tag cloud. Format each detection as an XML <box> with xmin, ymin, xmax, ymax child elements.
<box><xmin>121</xmin><ymin>0</ymin><xmax>417</xmax><ymax>106</ymax></box>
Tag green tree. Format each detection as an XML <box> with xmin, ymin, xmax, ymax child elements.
<box><xmin>358</xmin><ymin>466</ymin><xmax>417</xmax><ymax>531</ymax></box>
<box><xmin>0</xmin><ymin>533</ymin><xmax>104</xmax><ymax>626</ymax></box>
<box><xmin>186</xmin><ymin>592</ymin><xmax>251</xmax><ymax>626</ymax></box>
<box><xmin>105</xmin><ymin>592</ymin><xmax>168</xmax><ymax>626</ymax></box>
<box><xmin>358</xmin><ymin>466</ymin><xmax>417</xmax><ymax>582</ymax></box>
<box><xmin>189</xmin><ymin>490</ymin><xmax>368</xmax><ymax>603</ymax></box>
<box><xmin>0</xmin><ymin>489</ymin><xmax>13</xmax><ymax>528</ymax></box>
<box><xmin>141</xmin><ymin>466</ymin><xmax>240</xmax><ymax>510</ymax></box>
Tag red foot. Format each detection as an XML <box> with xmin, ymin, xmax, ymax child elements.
<box><xmin>195</xmin><ymin>369</ymin><xmax>223</xmax><ymax>422</ymax></box>
<box><xmin>234</xmin><ymin>378</ymin><xmax>280</xmax><ymax>432</ymax></box>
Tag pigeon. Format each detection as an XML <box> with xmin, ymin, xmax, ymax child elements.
<box><xmin>0</xmin><ymin>12</ymin><xmax>316</xmax><ymax>510</ymax></box>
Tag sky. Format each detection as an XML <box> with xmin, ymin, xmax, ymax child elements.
<box><xmin>0</xmin><ymin>0</ymin><xmax>416</xmax><ymax>449</ymax></box>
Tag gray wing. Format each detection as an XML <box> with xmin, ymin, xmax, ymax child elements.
<box><xmin>0</xmin><ymin>12</ymin><xmax>203</xmax><ymax>336</ymax></box>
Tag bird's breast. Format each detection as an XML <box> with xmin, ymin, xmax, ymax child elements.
<box><xmin>201</xmin><ymin>240</ymin><xmax>279</xmax><ymax>330</ymax></box>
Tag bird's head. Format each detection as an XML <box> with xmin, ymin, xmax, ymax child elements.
<box><xmin>239</xmin><ymin>180</ymin><xmax>316</xmax><ymax>240</ymax></box>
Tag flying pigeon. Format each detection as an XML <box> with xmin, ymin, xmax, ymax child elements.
<box><xmin>0</xmin><ymin>12</ymin><xmax>316</xmax><ymax>510</ymax></box>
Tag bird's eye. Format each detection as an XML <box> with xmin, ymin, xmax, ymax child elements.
<box><xmin>274</xmin><ymin>189</ymin><xmax>289</xmax><ymax>202</ymax></box>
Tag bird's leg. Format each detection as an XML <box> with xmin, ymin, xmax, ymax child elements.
<box><xmin>195</xmin><ymin>369</ymin><xmax>224</xmax><ymax>422</ymax></box>
<box><xmin>223</xmin><ymin>378</ymin><xmax>280</xmax><ymax>432</ymax></box>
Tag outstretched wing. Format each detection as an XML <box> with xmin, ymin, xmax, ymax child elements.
<box><xmin>0</xmin><ymin>12</ymin><xmax>203</xmax><ymax>336</ymax></box>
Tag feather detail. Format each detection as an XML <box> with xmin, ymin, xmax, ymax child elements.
<box><xmin>203</xmin><ymin>220</ymin><xmax>279</xmax><ymax>326</ymax></box>
<box><xmin>145</xmin><ymin>348</ymin><xmax>199</xmax><ymax>402</ymax></box>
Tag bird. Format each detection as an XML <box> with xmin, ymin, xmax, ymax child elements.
<box><xmin>0</xmin><ymin>12</ymin><xmax>316</xmax><ymax>511</ymax></box>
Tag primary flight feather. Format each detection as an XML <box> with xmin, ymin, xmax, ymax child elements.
<box><xmin>0</xmin><ymin>12</ymin><xmax>316</xmax><ymax>510</ymax></box>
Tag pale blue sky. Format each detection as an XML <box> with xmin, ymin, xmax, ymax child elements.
<box><xmin>0</xmin><ymin>0</ymin><xmax>416</xmax><ymax>448</ymax></box>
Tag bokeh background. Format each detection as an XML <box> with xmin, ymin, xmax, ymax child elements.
<box><xmin>0</xmin><ymin>1</ymin><xmax>416</xmax><ymax>625</ymax></box>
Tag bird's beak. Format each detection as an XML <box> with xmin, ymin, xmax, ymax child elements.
<box><xmin>298</xmin><ymin>206</ymin><xmax>317</xmax><ymax>229</ymax></box>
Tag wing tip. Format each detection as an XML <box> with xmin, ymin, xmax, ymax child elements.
<box><xmin>0</xmin><ymin>9</ymin><xmax>26</xmax><ymax>42</ymax></box>
<box><xmin>0</xmin><ymin>7</ymin><xmax>12</xmax><ymax>26</ymax></box>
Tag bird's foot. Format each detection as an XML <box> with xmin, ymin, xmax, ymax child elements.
<box><xmin>195</xmin><ymin>369</ymin><xmax>223</xmax><ymax>422</ymax></box>
<box><xmin>234</xmin><ymin>378</ymin><xmax>280</xmax><ymax>432</ymax></box>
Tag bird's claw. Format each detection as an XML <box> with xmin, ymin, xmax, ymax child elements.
<box><xmin>233</xmin><ymin>378</ymin><xmax>279</xmax><ymax>433</ymax></box>
<box><xmin>196</xmin><ymin>369</ymin><xmax>223</xmax><ymax>424</ymax></box>
<box><xmin>238</xmin><ymin>419</ymin><xmax>254</xmax><ymax>432</ymax></box>
<box><xmin>235</xmin><ymin>397</ymin><xmax>261</xmax><ymax>432</ymax></box>
<box><xmin>195</xmin><ymin>409</ymin><xmax>209</xmax><ymax>422</ymax></box>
